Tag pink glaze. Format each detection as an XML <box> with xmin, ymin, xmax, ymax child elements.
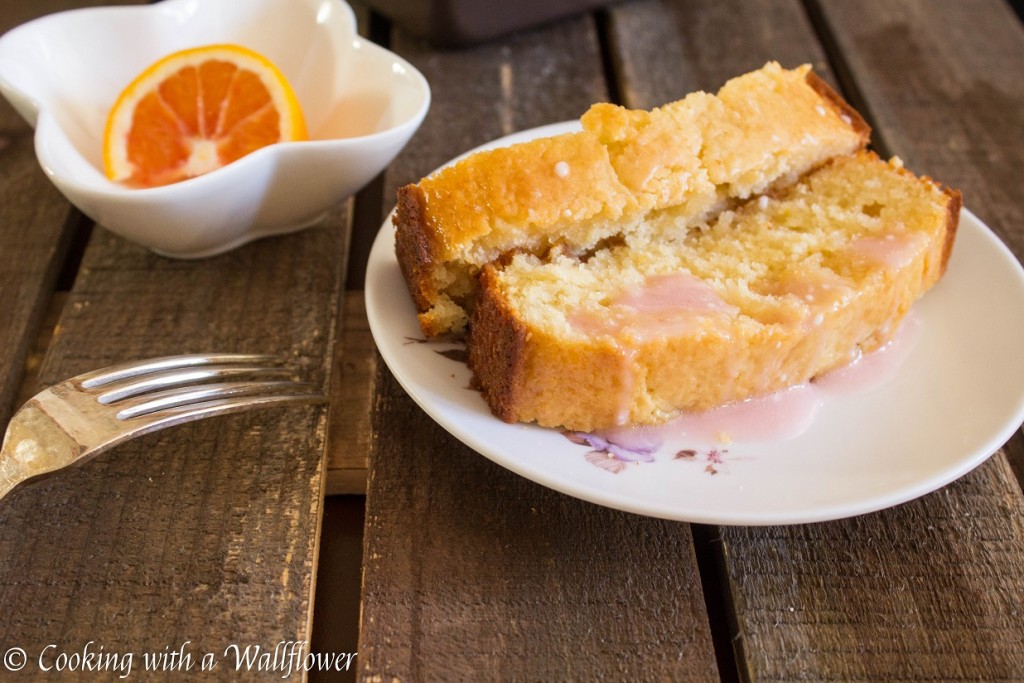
<box><xmin>568</xmin><ymin>273</ymin><xmax>738</xmax><ymax>424</ymax></box>
<box><xmin>812</xmin><ymin>308</ymin><xmax>922</xmax><ymax>393</ymax></box>
<box><xmin>616</xmin><ymin>273</ymin><xmax>739</xmax><ymax>315</ymax></box>
<box><xmin>568</xmin><ymin>273</ymin><xmax>737</xmax><ymax>341</ymax></box>
<box><xmin>613</xmin><ymin>347</ymin><xmax>639</xmax><ymax>427</ymax></box>
<box><xmin>600</xmin><ymin>383</ymin><xmax>823</xmax><ymax>448</ymax></box>
<box><xmin>849</xmin><ymin>233</ymin><xmax>923</xmax><ymax>269</ymax></box>
<box><xmin>594</xmin><ymin>310</ymin><xmax>922</xmax><ymax>448</ymax></box>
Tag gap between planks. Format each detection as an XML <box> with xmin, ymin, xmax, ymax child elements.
<box><xmin>16</xmin><ymin>292</ymin><xmax>68</xmax><ymax>409</ymax></box>
<box><xmin>325</xmin><ymin>290</ymin><xmax>375</xmax><ymax>495</ymax></box>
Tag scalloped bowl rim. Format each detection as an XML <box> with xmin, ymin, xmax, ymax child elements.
<box><xmin>0</xmin><ymin>0</ymin><xmax>431</xmax><ymax>257</ymax></box>
<box><xmin>31</xmin><ymin>38</ymin><xmax>431</xmax><ymax>200</ymax></box>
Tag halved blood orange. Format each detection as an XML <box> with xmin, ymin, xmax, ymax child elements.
<box><xmin>103</xmin><ymin>44</ymin><xmax>307</xmax><ymax>188</ymax></box>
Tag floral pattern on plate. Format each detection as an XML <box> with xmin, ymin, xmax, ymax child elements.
<box><xmin>563</xmin><ymin>431</ymin><xmax>737</xmax><ymax>475</ymax></box>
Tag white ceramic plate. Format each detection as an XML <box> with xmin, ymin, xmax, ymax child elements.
<box><xmin>365</xmin><ymin>122</ymin><xmax>1024</xmax><ymax>526</ymax></box>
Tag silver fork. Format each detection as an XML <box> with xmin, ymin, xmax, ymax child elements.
<box><xmin>0</xmin><ymin>353</ymin><xmax>324</xmax><ymax>502</ymax></box>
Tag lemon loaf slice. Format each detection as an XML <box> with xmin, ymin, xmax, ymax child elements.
<box><xmin>395</xmin><ymin>62</ymin><xmax>869</xmax><ymax>337</ymax></box>
<box><xmin>467</xmin><ymin>151</ymin><xmax>961</xmax><ymax>432</ymax></box>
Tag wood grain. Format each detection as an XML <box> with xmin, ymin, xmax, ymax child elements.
<box><xmin>713</xmin><ymin>1</ymin><xmax>1024</xmax><ymax>679</ymax></box>
<box><xmin>0</xmin><ymin>213</ymin><xmax>348</xmax><ymax>668</ymax></box>
<box><xmin>357</xmin><ymin>13</ymin><xmax>719</xmax><ymax>681</ymax></box>
<box><xmin>605</xmin><ymin>0</ymin><xmax>839</xmax><ymax>108</ymax></box>
<box><xmin>379</xmin><ymin>15</ymin><xmax>612</xmax><ymax>201</ymax></box>
<box><xmin>16</xmin><ymin>293</ymin><xmax>68</xmax><ymax>408</ymax></box>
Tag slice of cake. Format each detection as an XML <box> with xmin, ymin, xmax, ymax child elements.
<box><xmin>467</xmin><ymin>152</ymin><xmax>961</xmax><ymax>432</ymax></box>
<box><xmin>395</xmin><ymin>62</ymin><xmax>869</xmax><ymax>337</ymax></box>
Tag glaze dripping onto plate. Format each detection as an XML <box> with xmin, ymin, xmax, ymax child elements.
<box><xmin>366</xmin><ymin>122</ymin><xmax>1024</xmax><ymax>525</ymax></box>
<box><xmin>592</xmin><ymin>308</ymin><xmax>922</xmax><ymax>451</ymax></box>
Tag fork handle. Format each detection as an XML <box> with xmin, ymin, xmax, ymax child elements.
<box><xmin>0</xmin><ymin>402</ymin><xmax>84</xmax><ymax>502</ymax></box>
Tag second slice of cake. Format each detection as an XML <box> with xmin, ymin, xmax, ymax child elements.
<box><xmin>467</xmin><ymin>152</ymin><xmax>961</xmax><ymax>432</ymax></box>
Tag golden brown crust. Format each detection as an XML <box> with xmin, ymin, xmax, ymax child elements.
<box><xmin>884</xmin><ymin>162</ymin><xmax>961</xmax><ymax>278</ymax></box>
<box><xmin>394</xmin><ymin>183</ymin><xmax>437</xmax><ymax>312</ymax></box>
<box><xmin>939</xmin><ymin>188</ymin><xmax>963</xmax><ymax>276</ymax></box>
<box><xmin>804</xmin><ymin>71</ymin><xmax>872</xmax><ymax>145</ymax></box>
<box><xmin>466</xmin><ymin>265</ymin><xmax>528</xmax><ymax>423</ymax></box>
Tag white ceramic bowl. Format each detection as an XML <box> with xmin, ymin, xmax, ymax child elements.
<box><xmin>0</xmin><ymin>0</ymin><xmax>430</xmax><ymax>258</ymax></box>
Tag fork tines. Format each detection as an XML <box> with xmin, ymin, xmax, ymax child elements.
<box><xmin>78</xmin><ymin>353</ymin><xmax>277</xmax><ymax>388</ymax></box>
<box><xmin>75</xmin><ymin>354</ymin><xmax>322</xmax><ymax>421</ymax></box>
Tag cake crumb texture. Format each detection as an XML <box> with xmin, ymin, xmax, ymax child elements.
<box><xmin>394</xmin><ymin>62</ymin><xmax>870</xmax><ymax>337</ymax></box>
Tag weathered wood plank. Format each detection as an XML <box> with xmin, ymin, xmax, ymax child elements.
<box><xmin>0</xmin><ymin>215</ymin><xmax>348</xmax><ymax>670</ymax></box>
<box><xmin>2</xmin><ymin>0</ymin><xmax>354</xmax><ymax>675</ymax></box>
<box><xmin>714</xmin><ymin>0</ymin><xmax>1024</xmax><ymax>678</ymax></box>
<box><xmin>0</xmin><ymin>162</ymin><xmax>74</xmax><ymax>422</ymax></box>
<box><xmin>358</xmin><ymin>14</ymin><xmax>719</xmax><ymax>681</ymax></box>
<box><xmin>15</xmin><ymin>292</ymin><xmax>67</xmax><ymax>408</ymax></box>
<box><xmin>606</xmin><ymin>0</ymin><xmax>839</xmax><ymax>107</ymax></box>
<box><xmin>379</xmin><ymin>18</ymin><xmax>610</xmax><ymax>202</ymax></box>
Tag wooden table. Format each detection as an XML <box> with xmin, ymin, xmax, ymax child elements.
<box><xmin>2</xmin><ymin>0</ymin><xmax>1023</xmax><ymax>680</ymax></box>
